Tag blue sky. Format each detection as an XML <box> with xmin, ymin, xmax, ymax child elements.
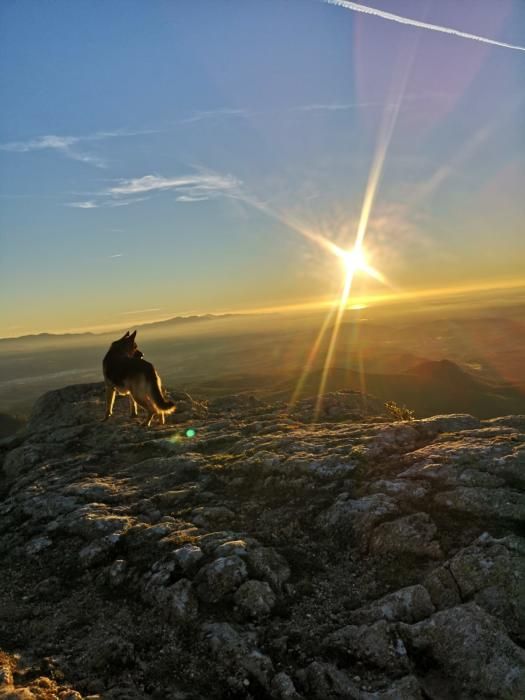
<box><xmin>1</xmin><ymin>0</ymin><xmax>524</xmax><ymax>336</ymax></box>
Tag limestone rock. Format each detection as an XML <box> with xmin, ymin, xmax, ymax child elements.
<box><xmin>368</xmin><ymin>513</ymin><xmax>443</xmax><ymax>559</ymax></box>
<box><xmin>324</xmin><ymin>620</ymin><xmax>409</xmax><ymax>672</ymax></box>
<box><xmin>348</xmin><ymin>585</ymin><xmax>435</xmax><ymax>625</ymax></box>
<box><xmin>399</xmin><ymin>603</ymin><xmax>525</xmax><ymax>699</ymax></box>
<box><xmin>1</xmin><ymin>382</ymin><xmax>524</xmax><ymax>700</ymax></box>
<box><xmin>195</xmin><ymin>555</ymin><xmax>248</xmax><ymax>602</ymax></box>
<box><xmin>234</xmin><ymin>580</ymin><xmax>277</xmax><ymax>619</ymax></box>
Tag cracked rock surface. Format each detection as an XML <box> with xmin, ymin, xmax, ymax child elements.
<box><xmin>0</xmin><ymin>383</ymin><xmax>524</xmax><ymax>699</ymax></box>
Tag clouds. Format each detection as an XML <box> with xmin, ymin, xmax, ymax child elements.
<box><xmin>65</xmin><ymin>196</ymin><xmax>150</xmax><ymax>210</ymax></box>
<box><xmin>66</xmin><ymin>172</ymin><xmax>242</xmax><ymax>209</ymax></box>
<box><xmin>0</xmin><ymin>133</ymin><xmax>107</xmax><ymax>168</ymax></box>
<box><xmin>0</xmin><ymin>128</ymin><xmax>157</xmax><ymax>169</ymax></box>
<box><xmin>108</xmin><ymin>173</ymin><xmax>241</xmax><ymax>197</ymax></box>
<box><xmin>66</xmin><ymin>201</ymin><xmax>98</xmax><ymax>209</ymax></box>
<box><xmin>180</xmin><ymin>108</ymin><xmax>247</xmax><ymax>124</ymax></box>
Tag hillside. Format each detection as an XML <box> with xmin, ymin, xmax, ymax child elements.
<box><xmin>0</xmin><ymin>384</ymin><xmax>524</xmax><ymax>699</ymax></box>
<box><xmin>275</xmin><ymin>359</ymin><xmax>525</xmax><ymax>419</ymax></box>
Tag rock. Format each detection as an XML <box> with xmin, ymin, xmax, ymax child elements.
<box><xmin>324</xmin><ymin>620</ymin><xmax>409</xmax><ymax>672</ymax></box>
<box><xmin>208</xmin><ymin>394</ymin><xmax>266</xmax><ymax>413</ymax></box>
<box><xmin>362</xmin><ymin>424</ymin><xmax>419</xmax><ymax>458</ymax></box>
<box><xmin>108</xmin><ymin>559</ymin><xmax>128</xmax><ymax>587</ymax></box>
<box><xmin>423</xmin><ymin>565</ymin><xmax>461</xmax><ymax>610</ymax></box>
<box><xmin>169</xmin><ymin>578</ymin><xmax>199</xmax><ymax>622</ymax></box>
<box><xmin>79</xmin><ymin>532</ymin><xmax>122</xmax><ymax>568</ymax></box>
<box><xmin>1</xmin><ymin>383</ymin><xmax>524</xmax><ymax>700</ymax></box>
<box><xmin>25</xmin><ymin>536</ymin><xmax>53</xmax><ymax>556</ymax></box>
<box><xmin>446</xmin><ymin>536</ymin><xmax>525</xmax><ymax>637</ymax></box>
<box><xmin>88</xmin><ymin>635</ymin><xmax>135</xmax><ymax>671</ymax></box>
<box><xmin>55</xmin><ymin>503</ymin><xmax>132</xmax><ymax>540</ymax></box>
<box><xmin>173</xmin><ymin>543</ymin><xmax>204</xmax><ymax>573</ymax></box>
<box><xmin>245</xmin><ymin>547</ymin><xmax>291</xmax><ymax>592</ymax></box>
<box><xmin>302</xmin><ymin>661</ymin><xmax>361</xmax><ymax>699</ymax></box>
<box><xmin>399</xmin><ymin>603</ymin><xmax>525</xmax><ymax>699</ymax></box>
<box><xmin>195</xmin><ymin>555</ymin><xmax>248</xmax><ymax>602</ymax></box>
<box><xmin>202</xmin><ymin>622</ymin><xmax>274</xmax><ymax>689</ymax></box>
<box><xmin>413</xmin><ymin>414</ymin><xmax>481</xmax><ymax>435</ymax></box>
<box><xmin>214</xmin><ymin>539</ymin><xmax>255</xmax><ymax>558</ymax></box>
<box><xmin>192</xmin><ymin>506</ymin><xmax>235</xmax><ymax>528</ymax></box>
<box><xmin>270</xmin><ymin>671</ymin><xmax>304</xmax><ymax>699</ymax></box>
<box><xmin>348</xmin><ymin>585</ymin><xmax>435</xmax><ymax>625</ymax></box>
<box><xmin>434</xmin><ymin>486</ymin><xmax>525</xmax><ymax>522</ymax></box>
<box><xmin>317</xmin><ymin>494</ymin><xmax>399</xmax><ymax>544</ymax></box>
<box><xmin>234</xmin><ymin>580</ymin><xmax>277</xmax><ymax>619</ymax></box>
<box><xmin>3</xmin><ymin>444</ymin><xmax>44</xmax><ymax>480</ymax></box>
<box><xmin>368</xmin><ymin>513</ymin><xmax>443</xmax><ymax>559</ymax></box>
<box><xmin>363</xmin><ymin>675</ymin><xmax>423</xmax><ymax>700</ymax></box>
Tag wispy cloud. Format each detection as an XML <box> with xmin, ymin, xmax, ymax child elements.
<box><xmin>292</xmin><ymin>93</ymin><xmax>449</xmax><ymax>113</ymax></box>
<box><xmin>66</xmin><ymin>200</ymin><xmax>99</xmax><ymax>209</ymax></box>
<box><xmin>180</xmin><ymin>108</ymin><xmax>247</xmax><ymax>124</ymax></box>
<box><xmin>120</xmin><ymin>308</ymin><xmax>161</xmax><ymax>315</ymax></box>
<box><xmin>0</xmin><ymin>127</ymin><xmax>158</xmax><ymax>169</ymax></box>
<box><xmin>109</xmin><ymin>253</ymin><xmax>124</xmax><ymax>259</ymax></box>
<box><xmin>65</xmin><ymin>196</ymin><xmax>150</xmax><ymax>209</ymax></box>
<box><xmin>65</xmin><ymin>171</ymin><xmax>241</xmax><ymax>209</ymax></box>
<box><xmin>105</xmin><ymin>173</ymin><xmax>241</xmax><ymax>206</ymax></box>
<box><xmin>324</xmin><ymin>1</ymin><xmax>525</xmax><ymax>52</ymax></box>
<box><xmin>293</xmin><ymin>103</ymin><xmax>361</xmax><ymax>112</ymax></box>
<box><xmin>0</xmin><ymin>134</ymin><xmax>107</xmax><ymax>168</ymax></box>
<box><xmin>176</xmin><ymin>194</ymin><xmax>211</xmax><ymax>202</ymax></box>
<box><xmin>108</xmin><ymin>173</ymin><xmax>240</xmax><ymax>197</ymax></box>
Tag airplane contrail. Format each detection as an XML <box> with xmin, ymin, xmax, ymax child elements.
<box><xmin>324</xmin><ymin>0</ymin><xmax>525</xmax><ymax>52</ymax></box>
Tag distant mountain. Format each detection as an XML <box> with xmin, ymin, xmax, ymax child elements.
<box><xmin>408</xmin><ymin>358</ymin><xmax>481</xmax><ymax>384</ymax></box>
<box><xmin>136</xmin><ymin>313</ymin><xmax>235</xmax><ymax>332</ymax></box>
<box><xmin>0</xmin><ymin>331</ymin><xmax>96</xmax><ymax>345</ymax></box>
<box><xmin>0</xmin><ymin>314</ymin><xmax>233</xmax><ymax>345</ymax></box>
<box><xmin>280</xmin><ymin>359</ymin><xmax>525</xmax><ymax>419</ymax></box>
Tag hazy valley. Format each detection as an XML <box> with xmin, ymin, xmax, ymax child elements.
<box><xmin>1</xmin><ymin>289</ymin><xmax>524</xmax><ymax>426</ymax></box>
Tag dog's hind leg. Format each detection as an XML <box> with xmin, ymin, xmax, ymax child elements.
<box><xmin>128</xmin><ymin>394</ymin><xmax>138</xmax><ymax>418</ymax></box>
<box><xmin>132</xmin><ymin>394</ymin><xmax>155</xmax><ymax>427</ymax></box>
<box><xmin>104</xmin><ymin>385</ymin><xmax>116</xmax><ymax>421</ymax></box>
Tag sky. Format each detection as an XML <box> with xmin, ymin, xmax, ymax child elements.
<box><xmin>0</xmin><ymin>0</ymin><xmax>524</xmax><ymax>337</ymax></box>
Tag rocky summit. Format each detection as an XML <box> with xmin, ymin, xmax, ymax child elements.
<box><xmin>0</xmin><ymin>384</ymin><xmax>524</xmax><ymax>700</ymax></box>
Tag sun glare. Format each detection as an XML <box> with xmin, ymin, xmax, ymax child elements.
<box><xmin>341</xmin><ymin>246</ymin><xmax>368</xmax><ymax>276</ymax></box>
<box><xmin>336</xmin><ymin>244</ymin><xmax>387</xmax><ymax>287</ymax></box>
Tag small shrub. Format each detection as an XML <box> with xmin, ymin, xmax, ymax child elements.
<box><xmin>385</xmin><ymin>400</ymin><xmax>415</xmax><ymax>421</ymax></box>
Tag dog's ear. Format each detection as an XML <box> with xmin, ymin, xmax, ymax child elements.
<box><xmin>118</xmin><ymin>331</ymin><xmax>130</xmax><ymax>341</ymax></box>
<box><xmin>130</xmin><ymin>330</ymin><xmax>137</xmax><ymax>341</ymax></box>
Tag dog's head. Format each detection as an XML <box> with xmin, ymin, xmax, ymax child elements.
<box><xmin>110</xmin><ymin>330</ymin><xmax>138</xmax><ymax>357</ymax></box>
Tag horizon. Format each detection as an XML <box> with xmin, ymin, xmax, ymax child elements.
<box><xmin>1</xmin><ymin>0</ymin><xmax>524</xmax><ymax>339</ymax></box>
<box><xmin>0</xmin><ymin>277</ymin><xmax>524</xmax><ymax>340</ymax></box>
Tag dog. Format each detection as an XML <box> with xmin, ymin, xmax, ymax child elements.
<box><xmin>102</xmin><ymin>330</ymin><xmax>176</xmax><ymax>426</ymax></box>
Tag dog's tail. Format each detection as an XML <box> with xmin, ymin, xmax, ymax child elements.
<box><xmin>149</xmin><ymin>371</ymin><xmax>176</xmax><ymax>413</ymax></box>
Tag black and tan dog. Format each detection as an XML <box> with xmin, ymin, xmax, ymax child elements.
<box><xmin>102</xmin><ymin>330</ymin><xmax>175</xmax><ymax>426</ymax></box>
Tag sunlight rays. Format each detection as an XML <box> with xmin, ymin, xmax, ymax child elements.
<box><xmin>287</xmin><ymin>34</ymin><xmax>418</xmax><ymax>417</ymax></box>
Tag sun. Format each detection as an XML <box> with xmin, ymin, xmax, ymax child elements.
<box><xmin>336</xmin><ymin>243</ymin><xmax>387</xmax><ymax>287</ymax></box>
<box><xmin>341</xmin><ymin>246</ymin><xmax>369</xmax><ymax>276</ymax></box>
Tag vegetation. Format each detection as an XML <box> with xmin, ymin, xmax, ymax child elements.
<box><xmin>385</xmin><ymin>400</ymin><xmax>415</xmax><ymax>421</ymax></box>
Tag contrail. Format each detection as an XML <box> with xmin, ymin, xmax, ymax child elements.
<box><xmin>324</xmin><ymin>0</ymin><xmax>525</xmax><ymax>52</ymax></box>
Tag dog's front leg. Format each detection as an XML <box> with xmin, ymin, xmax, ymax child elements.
<box><xmin>103</xmin><ymin>385</ymin><xmax>116</xmax><ymax>421</ymax></box>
